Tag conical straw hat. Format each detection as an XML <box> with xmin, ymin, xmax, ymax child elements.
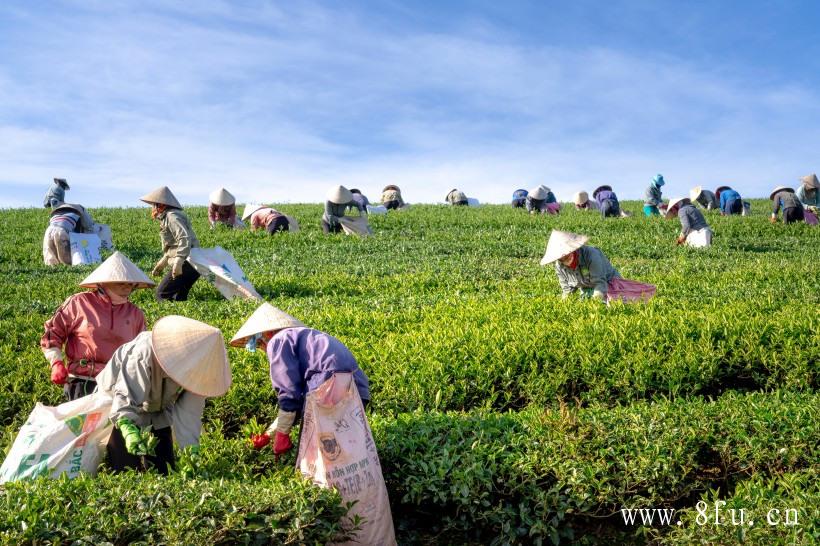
<box><xmin>769</xmin><ymin>186</ymin><xmax>794</xmax><ymax>200</ymax></box>
<box><xmin>79</xmin><ymin>251</ymin><xmax>155</xmax><ymax>288</ymax></box>
<box><xmin>241</xmin><ymin>203</ymin><xmax>266</xmax><ymax>220</ymax></box>
<box><xmin>665</xmin><ymin>197</ymin><xmax>690</xmax><ymax>219</ymax></box>
<box><xmin>140</xmin><ymin>186</ymin><xmax>182</xmax><ymax>209</ymax></box>
<box><xmin>383</xmin><ymin>184</ymin><xmax>400</xmax><ymax>192</ymax></box>
<box><xmin>540</xmin><ymin>230</ymin><xmax>589</xmax><ymax>266</ymax></box>
<box><xmin>209</xmin><ymin>187</ymin><xmax>235</xmax><ymax>206</ymax></box>
<box><xmin>529</xmin><ymin>186</ymin><xmax>548</xmax><ymax>200</ymax></box>
<box><xmin>689</xmin><ymin>185</ymin><xmax>703</xmax><ymax>202</ymax></box>
<box><xmin>574</xmin><ymin>191</ymin><xmax>589</xmax><ymax>205</ymax></box>
<box><xmin>151</xmin><ymin>316</ymin><xmax>231</xmax><ymax>397</ymax></box>
<box><xmin>800</xmin><ymin>173</ymin><xmax>820</xmax><ymax>189</ymax></box>
<box><xmin>229</xmin><ymin>302</ymin><xmax>305</xmax><ymax>347</ymax></box>
<box><xmin>327</xmin><ymin>185</ymin><xmax>353</xmax><ymax>204</ymax></box>
<box><xmin>592</xmin><ymin>185</ymin><xmax>612</xmax><ymax>199</ymax></box>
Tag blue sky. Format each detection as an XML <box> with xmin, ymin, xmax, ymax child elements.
<box><xmin>1</xmin><ymin>0</ymin><xmax>819</xmax><ymax>207</ymax></box>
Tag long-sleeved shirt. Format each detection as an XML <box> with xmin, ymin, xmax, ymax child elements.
<box><xmin>49</xmin><ymin>207</ymin><xmax>95</xmax><ymax>234</ymax></box>
<box><xmin>381</xmin><ymin>189</ymin><xmax>404</xmax><ymax>206</ymax></box>
<box><xmin>554</xmin><ymin>246</ymin><xmax>620</xmax><ymax>300</ymax></box>
<box><xmin>644</xmin><ymin>184</ymin><xmax>663</xmax><ymax>206</ymax></box>
<box><xmin>677</xmin><ymin>204</ymin><xmax>710</xmax><ymax>237</ymax></box>
<box><xmin>771</xmin><ymin>191</ymin><xmax>803</xmax><ymax>215</ymax></box>
<box><xmin>796</xmin><ymin>185</ymin><xmax>820</xmax><ymax>207</ymax></box>
<box><xmin>159</xmin><ymin>209</ymin><xmax>199</xmax><ymax>263</ymax></box>
<box><xmin>43</xmin><ymin>183</ymin><xmax>66</xmax><ymax>208</ymax></box>
<box><xmin>544</xmin><ymin>191</ymin><xmax>557</xmax><ymax>204</ymax></box>
<box><xmin>349</xmin><ymin>193</ymin><xmax>369</xmax><ymax>212</ymax></box>
<box><xmin>208</xmin><ymin>203</ymin><xmax>237</xmax><ymax>227</ymax></box>
<box><xmin>95</xmin><ymin>331</ymin><xmax>205</xmax><ymax>448</ymax></box>
<box><xmin>595</xmin><ymin>190</ymin><xmax>618</xmax><ymax>208</ymax></box>
<box><xmin>41</xmin><ymin>291</ymin><xmax>146</xmax><ymax>377</ymax></box>
<box><xmin>512</xmin><ymin>189</ymin><xmax>528</xmax><ymax>200</ymax></box>
<box><xmin>323</xmin><ymin>201</ymin><xmax>350</xmax><ymax>227</ymax></box>
<box><xmin>526</xmin><ymin>196</ymin><xmax>549</xmax><ymax>213</ymax></box>
<box><xmin>719</xmin><ymin>189</ymin><xmax>741</xmax><ymax>213</ymax></box>
<box><xmin>267</xmin><ymin>327</ymin><xmax>370</xmax><ymax>412</ymax></box>
<box><xmin>695</xmin><ymin>190</ymin><xmax>719</xmax><ymax>210</ymax></box>
<box><xmin>249</xmin><ymin>207</ymin><xmax>285</xmax><ymax>230</ymax></box>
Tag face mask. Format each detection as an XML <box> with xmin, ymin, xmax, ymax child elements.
<box><xmin>246</xmin><ymin>333</ymin><xmax>261</xmax><ymax>352</ymax></box>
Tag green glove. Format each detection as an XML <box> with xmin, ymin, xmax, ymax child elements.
<box><xmin>118</xmin><ymin>418</ymin><xmax>148</xmax><ymax>456</ymax></box>
<box><xmin>581</xmin><ymin>287</ymin><xmax>594</xmax><ymax>298</ymax></box>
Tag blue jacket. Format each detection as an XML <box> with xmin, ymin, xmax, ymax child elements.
<box><xmin>719</xmin><ymin>189</ymin><xmax>741</xmax><ymax>212</ymax></box>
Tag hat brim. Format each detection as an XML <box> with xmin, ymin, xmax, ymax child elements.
<box><xmin>769</xmin><ymin>187</ymin><xmax>794</xmax><ymax>200</ymax></box>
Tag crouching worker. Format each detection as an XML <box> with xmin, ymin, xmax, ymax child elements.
<box><xmin>96</xmin><ymin>316</ymin><xmax>231</xmax><ymax>474</ymax></box>
<box><xmin>769</xmin><ymin>186</ymin><xmax>805</xmax><ymax>224</ymax></box>
<box><xmin>208</xmin><ymin>187</ymin><xmax>242</xmax><ymax>228</ymax></box>
<box><xmin>512</xmin><ymin>189</ymin><xmax>528</xmax><ymax>208</ymax></box>
<box><xmin>43</xmin><ymin>203</ymin><xmax>96</xmax><ymax>266</ymax></box>
<box><xmin>666</xmin><ymin>197</ymin><xmax>712</xmax><ymax>247</ymax></box>
<box><xmin>243</xmin><ymin>204</ymin><xmax>291</xmax><ymax>233</ymax></box>
<box><xmin>540</xmin><ymin>230</ymin><xmax>655</xmax><ymax>303</ymax></box>
<box><xmin>41</xmin><ymin>252</ymin><xmax>154</xmax><ymax>400</ymax></box>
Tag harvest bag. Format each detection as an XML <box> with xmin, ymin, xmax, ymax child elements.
<box><xmin>607</xmin><ymin>278</ymin><xmax>656</xmax><ymax>304</ymax></box>
<box><xmin>338</xmin><ymin>216</ymin><xmax>373</xmax><ymax>237</ymax></box>
<box><xmin>545</xmin><ymin>202</ymin><xmax>561</xmax><ymax>215</ymax></box>
<box><xmin>804</xmin><ymin>210</ymin><xmax>818</xmax><ymax>226</ymax></box>
<box><xmin>0</xmin><ymin>393</ymin><xmax>113</xmax><ymax>483</ymax></box>
<box><xmin>187</xmin><ymin>246</ymin><xmax>262</xmax><ymax>301</ymax></box>
<box><xmin>366</xmin><ymin>205</ymin><xmax>388</xmax><ymax>215</ymax></box>
<box><xmin>284</xmin><ymin>215</ymin><xmax>301</xmax><ymax>233</ymax></box>
<box><xmin>69</xmin><ymin>232</ymin><xmax>102</xmax><ymax>265</ymax></box>
<box><xmin>685</xmin><ymin>228</ymin><xmax>713</xmax><ymax>248</ymax></box>
<box><xmin>298</xmin><ymin>373</ymin><xmax>397</xmax><ymax>546</ymax></box>
<box><xmin>94</xmin><ymin>223</ymin><xmax>114</xmax><ymax>250</ymax></box>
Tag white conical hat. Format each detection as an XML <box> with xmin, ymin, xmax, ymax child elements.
<box><xmin>689</xmin><ymin>185</ymin><xmax>703</xmax><ymax>202</ymax></box>
<box><xmin>79</xmin><ymin>251</ymin><xmax>155</xmax><ymax>288</ymax></box>
<box><xmin>665</xmin><ymin>197</ymin><xmax>691</xmax><ymax>219</ymax></box>
<box><xmin>327</xmin><ymin>185</ymin><xmax>353</xmax><ymax>204</ymax></box>
<box><xmin>574</xmin><ymin>191</ymin><xmax>589</xmax><ymax>205</ymax></box>
<box><xmin>529</xmin><ymin>186</ymin><xmax>548</xmax><ymax>200</ymax></box>
<box><xmin>540</xmin><ymin>230</ymin><xmax>589</xmax><ymax>266</ymax></box>
<box><xmin>151</xmin><ymin>316</ymin><xmax>231</xmax><ymax>397</ymax></box>
<box><xmin>209</xmin><ymin>187</ymin><xmax>235</xmax><ymax>206</ymax></box>
<box><xmin>241</xmin><ymin>203</ymin><xmax>266</xmax><ymax>220</ymax></box>
<box><xmin>140</xmin><ymin>186</ymin><xmax>182</xmax><ymax>209</ymax></box>
<box><xmin>229</xmin><ymin>302</ymin><xmax>305</xmax><ymax>347</ymax></box>
<box><xmin>769</xmin><ymin>186</ymin><xmax>794</xmax><ymax>200</ymax></box>
<box><xmin>799</xmin><ymin>173</ymin><xmax>819</xmax><ymax>189</ymax></box>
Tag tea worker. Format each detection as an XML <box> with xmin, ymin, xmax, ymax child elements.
<box><xmin>380</xmin><ymin>184</ymin><xmax>405</xmax><ymax>210</ymax></box>
<box><xmin>689</xmin><ymin>185</ymin><xmax>719</xmax><ymax>210</ymax></box>
<box><xmin>41</xmin><ymin>251</ymin><xmax>154</xmax><ymax>400</ymax></box>
<box><xmin>230</xmin><ymin>303</ymin><xmax>370</xmax><ymax>457</ymax></box>
<box><xmin>643</xmin><ymin>174</ymin><xmax>665</xmax><ymax>216</ymax></box>
<box><xmin>96</xmin><ymin>315</ymin><xmax>231</xmax><ymax>474</ymax></box>
<box><xmin>574</xmin><ymin>191</ymin><xmax>597</xmax><ymax>211</ymax></box>
<box><xmin>42</xmin><ymin>203</ymin><xmax>97</xmax><ymax>266</ymax></box>
<box><xmin>349</xmin><ymin>188</ymin><xmax>370</xmax><ymax>213</ymax></box>
<box><xmin>796</xmin><ymin>173</ymin><xmax>820</xmax><ymax>210</ymax></box>
<box><xmin>511</xmin><ymin>189</ymin><xmax>528</xmax><ymax>208</ymax></box>
<box><xmin>242</xmin><ymin>203</ymin><xmax>291</xmax><ymax>233</ymax></box>
<box><xmin>666</xmin><ymin>197</ymin><xmax>712</xmax><ymax>247</ymax></box>
<box><xmin>769</xmin><ymin>186</ymin><xmax>805</xmax><ymax>224</ymax></box>
<box><xmin>540</xmin><ymin>230</ymin><xmax>655</xmax><ymax>302</ymax></box>
<box><xmin>593</xmin><ymin>185</ymin><xmax>622</xmax><ymax>217</ymax></box>
<box><xmin>43</xmin><ymin>177</ymin><xmax>70</xmax><ymax>209</ymax></box>
<box><xmin>527</xmin><ymin>185</ymin><xmax>559</xmax><ymax>214</ymax></box>
<box><xmin>140</xmin><ymin>186</ymin><xmax>201</xmax><ymax>301</ymax></box>
<box><xmin>716</xmin><ymin>185</ymin><xmax>743</xmax><ymax>215</ymax></box>
<box><xmin>208</xmin><ymin>187</ymin><xmax>240</xmax><ymax>228</ymax></box>
<box><xmin>446</xmin><ymin>188</ymin><xmax>469</xmax><ymax>206</ymax></box>
<box><xmin>323</xmin><ymin>185</ymin><xmax>355</xmax><ymax>234</ymax></box>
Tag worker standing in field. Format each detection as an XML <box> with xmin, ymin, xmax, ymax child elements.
<box><xmin>512</xmin><ymin>189</ymin><xmax>528</xmax><ymax>208</ymax></box>
<box><xmin>716</xmin><ymin>186</ymin><xmax>744</xmax><ymax>215</ymax></box>
<box><xmin>540</xmin><ymin>230</ymin><xmax>655</xmax><ymax>303</ymax></box>
<box><xmin>769</xmin><ymin>186</ymin><xmax>806</xmax><ymax>224</ymax></box>
<box><xmin>208</xmin><ymin>187</ymin><xmax>242</xmax><ymax>228</ymax></box>
<box><xmin>42</xmin><ymin>203</ymin><xmax>97</xmax><ymax>266</ymax></box>
<box><xmin>323</xmin><ymin>185</ymin><xmax>355</xmax><ymax>234</ymax></box>
<box><xmin>42</xmin><ymin>178</ymin><xmax>70</xmax><ymax>209</ymax></box>
<box><xmin>243</xmin><ymin>203</ymin><xmax>291</xmax><ymax>233</ymax></box>
<box><xmin>446</xmin><ymin>189</ymin><xmax>469</xmax><ymax>206</ymax></box>
<box><xmin>96</xmin><ymin>315</ymin><xmax>231</xmax><ymax>474</ymax></box>
<box><xmin>666</xmin><ymin>197</ymin><xmax>713</xmax><ymax>247</ymax></box>
<box><xmin>689</xmin><ymin>186</ymin><xmax>719</xmax><ymax>210</ymax></box>
<box><xmin>381</xmin><ymin>184</ymin><xmax>405</xmax><ymax>210</ymax></box>
<box><xmin>593</xmin><ymin>185</ymin><xmax>622</xmax><ymax>218</ymax></box>
<box><xmin>527</xmin><ymin>186</ymin><xmax>559</xmax><ymax>215</ymax></box>
<box><xmin>40</xmin><ymin>251</ymin><xmax>154</xmax><ymax>400</ymax></box>
<box><xmin>643</xmin><ymin>174</ymin><xmax>665</xmax><ymax>216</ymax></box>
<box><xmin>140</xmin><ymin>186</ymin><xmax>201</xmax><ymax>301</ymax></box>
<box><xmin>796</xmin><ymin>174</ymin><xmax>820</xmax><ymax>210</ymax></box>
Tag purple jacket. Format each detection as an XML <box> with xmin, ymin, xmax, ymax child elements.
<box><xmin>595</xmin><ymin>190</ymin><xmax>618</xmax><ymax>207</ymax></box>
<box><xmin>267</xmin><ymin>327</ymin><xmax>370</xmax><ymax>412</ymax></box>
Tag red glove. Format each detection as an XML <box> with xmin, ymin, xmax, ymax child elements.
<box><xmin>273</xmin><ymin>431</ymin><xmax>293</xmax><ymax>458</ymax></box>
<box><xmin>50</xmin><ymin>361</ymin><xmax>68</xmax><ymax>386</ymax></box>
<box><xmin>251</xmin><ymin>433</ymin><xmax>271</xmax><ymax>450</ymax></box>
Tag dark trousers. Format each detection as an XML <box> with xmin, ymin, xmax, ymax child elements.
<box><xmin>321</xmin><ymin>219</ymin><xmax>343</xmax><ymax>234</ymax></box>
<box><xmin>156</xmin><ymin>261</ymin><xmax>200</xmax><ymax>301</ymax></box>
<box><xmin>601</xmin><ymin>199</ymin><xmax>620</xmax><ymax>218</ymax></box>
<box><xmin>266</xmin><ymin>216</ymin><xmax>290</xmax><ymax>233</ymax></box>
<box><xmin>106</xmin><ymin>426</ymin><xmax>175</xmax><ymax>475</ymax></box>
<box><xmin>64</xmin><ymin>378</ymin><xmax>96</xmax><ymax>401</ymax></box>
<box><xmin>783</xmin><ymin>207</ymin><xmax>805</xmax><ymax>224</ymax></box>
<box><xmin>453</xmin><ymin>200</ymin><xmax>468</xmax><ymax>206</ymax></box>
<box><xmin>511</xmin><ymin>198</ymin><xmax>526</xmax><ymax>208</ymax></box>
<box><xmin>383</xmin><ymin>200</ymin><xmax>400</xmax><ymax>210</ymax></box>
<box><xmin>725</xmin><ymin>199</ymin><xmax>742</xmax><ymax>215</ymax></box>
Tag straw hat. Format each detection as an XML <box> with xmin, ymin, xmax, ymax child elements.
<box><xmin>54</xmin><ymin>178</ymin><xmax>70</xmax><ymax>189</ymax></box>
<box><xmin>665</xmin><ymin>197</ymin><xmax>691</xmax><ymax>219</ymax></box>
<box><xmin>592</xmin><ymin>185</ymin><xmax>612</xmax><ymax>199</ymax></box>
<box><xmin>529</xmin><ymin>186</ymin><xmax>548</xmax><ymax>200</ymax></box>
<box><xmin>540</xmin><ymin>230</ymin><xmax>589</xmax><ymax>266</ymax></box>
<box><xmin>574</xmin><ymin>191</ymin><xmax>589</xmax><ymax>205</ymax></box>
<box><xmin>689</xmin><ymin>185</ymin><xmax>703</xmax><ymax>202</ymax></box>
<box><xmin>151</xmin><ymin>316</ymin><xmax>231</xmax><ymax>397</ymax></box>
<box><xmin>79</xmin><ymin>251</ymin><xmax>155</xmax><ymax>288</ymax></box>
<box><xmin>229</xmin><ymin>302</ymin><xmax>305</xmax><ymax>347</ymax></box>
<box><xmin>800</xmin><ymin>173</ymin><xmax>820</xmax><ymax>189</ymax></box>
<box><xmin>50</xmin><ymin>203</ymin><xmax>86</xmax><ymax>216</ymax></box>
<box><xmin>327</xmin><ymin>185</ymin><xmax>353</xmax><ymax>204</ymax></box>
<box><xmin>209</xmin><ymin>187</ymin><xmax>235</xmax><ymax>206</ymax></box>
<box><xmin>140</xmin><ymin>186</ymin><xmax>182</xmax><ymax>209</ymax></box>
<box><xmin>769</xmin><ymin>186</ymin><xmax>794</xmax><ymax>200</ymax></box>
<box><xmin>383</xmin><ymin>184</ymin><xmax>400</xmax><ymax>192</ymax></box>
<box><xmin>241</xmin><ymin>203</ymin><xmax>266</xmax><ymax>220</ymax></box>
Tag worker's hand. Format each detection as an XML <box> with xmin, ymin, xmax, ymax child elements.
<box><xmin>251</xmin><ymin>433</ymin><xmax>271</xmax><ymax>450</ymax></box>
<box><xmin>769</xmin><ymin>215</ymin><xmax>778</xmax><ymax>224</ymax></box>
<box><xmin>50</xmin><ymin>360</ymin><xmax>68</xmax><ymax>386</ymax></box>
<box><xmin>675</xmin><ymin>235</ymin><xmax>686</xmax><ymax>246</ymax></box>
<box><xmin>151</xmin><ymin>258</ymin><xmax>167</xmax><ymax>277</ymax></box>
<box><xmin>273</xmin><ymin>431</ymin><xmax>293</xmax><ymax>459</ymax></box>
<box><xmin>171</xmin><ymin>258</ymin><xmax>184</xmax><ymax>279</ymax></box>
<box><xmin>118</xmin><ymin>418</ymin><xmax>148</xmax><ymax>456</ymax></box>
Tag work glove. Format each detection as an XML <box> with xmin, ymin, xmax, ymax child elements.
<box><xmin>50</xmin><ymin>360</ymin><xmax>68</xmax><ymax>386</ymax></box>
<box><xmin>273</xmin><ymin>431</ymin><xmax>293</xmax><ymax>458</ymax></box>
<box><xmin>251</xmin><ymin>433</ymin><xmax>271</xmax><ymax>450</ymax></box>
<box><xmin>151</xmin><ymin>256</ymin><xmax>168</xmax><ymax>277</ymax></box>
<box><xmin>769</xmin><ymin>216</ymin><xmax>778</xmax><ymax>224</ymax></box>
<box><xmin>676</xmin><ymin>235</ymin><xmax>686</xmax><ymax>246</ymax></box>
<box><xmin>171</xmin><ymin>257</ymin><xmax>184</xmax><ymax>279</ymax></box>
<box><xmin>118</xmin><ymin>418</ymin><xmax>148</xmax><ymax>456</ymax></box>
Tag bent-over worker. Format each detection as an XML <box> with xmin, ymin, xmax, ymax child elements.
<box><xmin>43</xmin><ymin>203</ymin><xmax>96</xmax><ymax>266</ymax></box>
<box><xmin>666</xmin><ymin>197</ymin><xmax>713</xmax><ymax>247</ymax></box>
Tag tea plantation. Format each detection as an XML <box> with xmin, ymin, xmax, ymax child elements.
<box><xmin>0</xmin><ymin>201</ymin><xmax>818</xmax><ymax>545</ymax></box>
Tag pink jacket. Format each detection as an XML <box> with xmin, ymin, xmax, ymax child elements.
<box><xmin>250</xmin><ymin>207</ymin><xmax>284</xmax><ymax>230</ymax></box>
<box><xmin>41</xmin><ymin>291</ymin><xmax>146</xmax><ymax>378</ymax></box>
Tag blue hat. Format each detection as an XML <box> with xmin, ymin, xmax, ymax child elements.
<box><xmin>652</xmin><ymin>174</ymin><xmax>665</xmax><ymax>187</ymax></box>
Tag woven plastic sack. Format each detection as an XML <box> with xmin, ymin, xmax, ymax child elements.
<box><xmin>187</xmin><ymin>246</ymin><xmax>262</xmax><ymax>300</ymax></box>
<box><xmin>606</xmin><ymin>278</ymin><xmax>656</xmax><ymax>304</ymax></box>
<box><xmin>69</xmin><ymin>232</ymin><xmax>102</xmax><ymax>265</ymax></box>
<box><xmin>94</xmin><ymin>223</ymin><xmax>114</xmax><ymax>250</ymax></box>
<box><xmin>338</xmin><ymin>216</ymin><xmax>373</xmax><ymax>237</ymax></box>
